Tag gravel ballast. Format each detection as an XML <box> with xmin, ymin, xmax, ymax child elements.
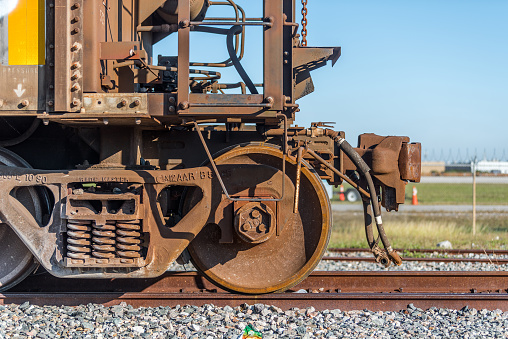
<box><xmin>0</xmin><ymin>302</ymin><xmax>507</xmax><ymax>338</ymax></box>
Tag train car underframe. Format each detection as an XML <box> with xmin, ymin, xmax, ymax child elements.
<box><xmin>0</xmin><ymin>0</ymin><xmax>421</xmax><ymax>293</ymax></box>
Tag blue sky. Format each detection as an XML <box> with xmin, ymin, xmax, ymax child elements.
<box><xmin>154</xmin><ymin>1</ymin><xmax>508</xmax><ymax>160</ymax></box>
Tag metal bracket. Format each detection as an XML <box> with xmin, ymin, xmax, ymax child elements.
<box><xmin>193</xmin><ymin>118</ymin><xmax>288</xmax><ymax>203</ymax></box>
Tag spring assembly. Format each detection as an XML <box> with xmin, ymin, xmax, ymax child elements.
<box><xmin>66</xmin><ymin>220</ymin><xmax>92</xmax><ymax>259</ymax></box>
<box><xmin>116</xmin><ymin>220</ymin><xmax>143</xmax><ymax>258</ymax></box>
<box><xmin>92</xmin><ymin>221</ymin><xmax>116</xmax><ymax>259</ymax></box>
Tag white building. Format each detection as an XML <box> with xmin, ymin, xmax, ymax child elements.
<box><xmin>475</xmin><ymin>160</ymin><xmax>508</xmax><ymax>174</ymax></box>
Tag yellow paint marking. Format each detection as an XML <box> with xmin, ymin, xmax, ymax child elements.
<box><xmin>8</xmin><ymin>0</ymin><xmax>45</xmax><ymax>65</ymax></box>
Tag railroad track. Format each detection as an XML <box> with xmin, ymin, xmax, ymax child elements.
<box><xmin>328</xmin><ymin>248</ymin><xmax>508</xmax><ymax>255</ymax></box>
<box><xmin>324</xmin><ymin>248</ymin><xmax>508</xmax><ymax>264</ymax></box>
<box><xmin>3</xmin><ymin>271</ymin><xmax>508</xmax><ymax>311</ymax></box>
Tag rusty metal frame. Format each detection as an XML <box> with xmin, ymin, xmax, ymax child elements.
<box><xmin>0</xmin><ymin>165</ymin><xmax>213</xmax><ymax>278</ymax></box>
<box><xmin>193</xmin><ymin>120</ymin><xmax>286</xmax><ymax>202</ymax></box>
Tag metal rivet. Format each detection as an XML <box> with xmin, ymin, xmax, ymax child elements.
<box><xmin>119</xmin><ymin>99</ymin><xmax>127</xmax><ymax>107</ymax></box>
<box><xmin>71</xmin><ymin>71</ymin><xmax>81</xmax><ymax>80</ymax></box>
<box><xmin>179</xmin><ymin>101</ymin><xmax>189</xmax><ymax>110</ymax></box>
<box><xmin>49</xmin><ymin>44</ymin><xmax>54</xmax><ymax>49</ymax></box>
<box><xmin>47</xmin><ymin>100</ymin><xmax>54</xmax><ymax>107</ymax></box>
<box><xmin>168</xmin><ymin>106</ymin><xmax>175</xmax><ymax>113</ymax></box>
<box><xmin>71</xmin><ymin>28</ymin><xmax>80</xmax><ymax>34</ymax></box>
<box><xmin>72</xmin><ymin>98</ymin><xmax>81</xmax><ymax>107</ymax></box>
<box><xmin>71</xmin><ymin>83</ymin><xmax>81</xmax><ymax>92</ymax></box>
<box><xmin>265</xmin><ymin>96</ymin><xmax>274</xmax><ymax>104</ymax></box>
<box><xmin>133</xmin><ymin>99</ymin><xmax>140</xmax><ymax>107</ymax></box>
<box><xmin>20</xmin><ymin>100</ymin><xmax>29</xmax><ymax>107</ymax></box>
<box><xmin>135</xmin><ymin>118</ymin><xmax>141</xmax><ymax>125</ymax></box>
<box><xmin>71</xmin><ymin>62</ymin><xmax>81</xmax><ymax>69</ymax></box>
<box><xmin>103</xmin><ymin>118</ymin><xmax>109</xmax><ymax>125</ymax></box>
<box><xmin>179</xmin><ymin>19</ymin><xmax>190</xmax><ymax>28</ymax></box>
<box><xmin>71</xmin><ymin>42</ymin><xmax>82</xmax><ymax>52</ymax></box>
<box><xmin>168</xmin><ymin>96</ymin><xmax>176</xmax><ymax>105</ymax></box>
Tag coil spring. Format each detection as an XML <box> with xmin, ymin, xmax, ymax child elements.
<box><xmin>116</xmin><ymin>220</ymin><xmax>142</xmax><ymax>258</ymax></box>
<box><xmin>92</xmin><ymin>221</ymin><xmax>116</xmax><ymax>259</ymax></box>
<box><xmin>67</xmin><ymin>220</ymin><xmax>92</xmax><ymax>259</ymax></box>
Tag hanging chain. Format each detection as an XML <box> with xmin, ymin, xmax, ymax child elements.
<box><xmin>301</xmin><ymin>0</ymin><xmax>308</xmax><ymax>46</ymax></box>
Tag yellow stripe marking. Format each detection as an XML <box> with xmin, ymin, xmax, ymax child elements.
<box><xmin>8</xmin><ymin>0</ymin><xmax>45</xmax><ymax>65</ymax></box>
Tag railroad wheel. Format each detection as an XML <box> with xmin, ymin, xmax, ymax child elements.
<box><xmin>0</xmin><ymin>148</ymin><xmax>42</xmax><ymax>291</ymax></box>
<box><xmin>186</xmin><ymin>144</ymin><xmax>331</xmax><ymax>294</ymax></box>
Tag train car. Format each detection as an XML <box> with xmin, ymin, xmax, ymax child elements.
<box><xmin>0</xmin><ymin>0</ymin><xmax>420</xmax><ymax>294</ymax></box>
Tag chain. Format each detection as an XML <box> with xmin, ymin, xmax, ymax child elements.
<box><xmin>301</xmin><ymin>0</ymin><xmax>308</xmax><ymax>46</ymax></box>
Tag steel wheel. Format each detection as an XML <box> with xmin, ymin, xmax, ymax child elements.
<box><xmin>186</xmin><ymin>144</ymin><xmax>331</xmax><ymax>294</ymax></box>
<box><xmin>0</xmin><ymin>148</ymin><xmax>42</xmax><ymax>291</ymax></box>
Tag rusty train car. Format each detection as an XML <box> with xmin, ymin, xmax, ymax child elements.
<box><xmin>0</xmin><ymin>0</ymin><xmax>420</xmax><ymax>294</ymax></box>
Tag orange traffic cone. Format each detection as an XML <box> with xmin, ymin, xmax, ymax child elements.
<box><xmin>339</xmin><ymin>185</ymin><xmax>345</xmax><ymax>201</ymax></box>
<box><xmin>412</xmin><ymin>186</ymin><xmax>418</xmax><ymax>205</ymax></box>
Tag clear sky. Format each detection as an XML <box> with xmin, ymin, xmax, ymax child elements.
<box><xmin>159</xmin><ymin>1</ymin><xmax>508</xmax><ymax>161</ymax></box>
<box><xmin>297</xmin><ymin>1</ymin><xmax>508</xmax><ymax>161</ymax></box>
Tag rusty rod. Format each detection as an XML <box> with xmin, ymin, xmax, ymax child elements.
<box><xmin>293</xmin><ymin>147</ymin><xmax>304</xmax><ymax>213</ymax></box>
<box><xmin>305</xmin><ymin>149</ymin><xmax>370</xmax><ymax>199</ymax></box>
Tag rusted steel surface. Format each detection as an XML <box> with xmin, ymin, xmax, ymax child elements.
<box><xmin>0</xmin><ymin>166</ymin><xmax>213</xmax><ymax>279</ymax></box>
<box><xmin>5</xmin><ymin>271</ymin><xmax>508</xmax><ymax>311</ymax></box>
<box><xmin>186</xmin><ymin>145</ymin><xmax>331</xmax><ymax>294</ymax></box>
<box><xmin>10</xmin><ymin>271</ymin><xmax>508</xmax><ymax>295</ymax></box>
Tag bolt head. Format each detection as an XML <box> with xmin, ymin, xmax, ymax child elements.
<box><xmin>179</xmin><ymin>101</ymin><xmax>189</xmax><ymax>110</ymax></box>
<box><xmin>235</xmin><ymin>202</ymin><xmax>276</xmax><ymax>244</ymax></box>
<box><xmin>20</xmin><ymin>100</ymin><xmax>29</xmax><ymax>107</ymax></box>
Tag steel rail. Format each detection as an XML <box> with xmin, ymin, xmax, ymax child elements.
<box><xmin>3</xmin><ymin>271</ymin><xmax>508</xmax><ymax>311</ymax></box>
<box><xmin>322</xmin><ymin>256</ymin><xmax>508</xmax><ymax>264</ymax></box>
<box><xmin>328</xmin><ymin>248</ymin><xmax>508</xmax><ymax>256</ymax></box>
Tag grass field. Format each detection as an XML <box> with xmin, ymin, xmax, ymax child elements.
<box><xmin>333</xmin><ymin>183</ymin><xmax>508</xmax><ymax>205</ymax></box>
<box><xmin>329</xmin><ymin>211</ymin><xmax>508</xmax><ymax>250</ymax></box>
<box><xmin>405</xmin><ymin>183</ymin><xmax>508</xmax><ymax>205</ymax></box>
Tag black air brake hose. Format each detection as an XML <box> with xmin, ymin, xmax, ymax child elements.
<box><xmin>335</xmin><ymin>137</ymin><xmax>402</xmax><ymax>266</ymax></box>
<box><xmin>226</xmin><ymin>26</ymin><xmax>258</xmax><ymax>94</ymax></box>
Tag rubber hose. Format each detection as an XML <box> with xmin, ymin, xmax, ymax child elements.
<box><xmin>362</xmin><ymin>200</ymin><xmax>375</xmax><ymax>248</ymax></box>
<box><xmin>336</xmin><ymin>138</ymin><xmax>393</xmax><ymax>250</ymax></box>
<box><xmin>226</xmin><ymin>26</ymin><xmax>258</xmax><ymax>94</ymax></box>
